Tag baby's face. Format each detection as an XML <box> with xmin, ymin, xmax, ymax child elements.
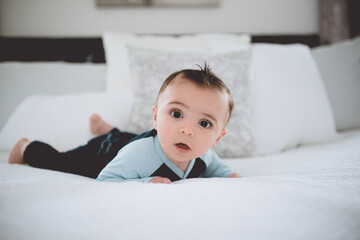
<box><xmin>153</xmin><ymin>76</ymin><xmax>229</xmax><ymax>170</ymax></box>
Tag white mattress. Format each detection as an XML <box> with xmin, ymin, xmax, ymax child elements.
<box><xmin>1</xmin><ymin>129</ymin><xmax>360</xmax><ymax>240</ymax></box>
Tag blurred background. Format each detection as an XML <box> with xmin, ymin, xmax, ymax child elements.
<box><xmin>0</xmin><ymin>0</ymin><xmax>319</xmax><ymax>36</ymax></box>
<box><xmin>0</xmin><ymin>0</ymin><xmax>358</xmax><ymax>44</ymax></box>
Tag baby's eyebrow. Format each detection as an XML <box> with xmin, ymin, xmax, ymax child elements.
<box><xmin>203</xmin><ymin>113</ymin><xmax>218</xmax><ymax>125</ymax></box>
<box><xmin>168</xmin><ymin>101</ymin><xmax>188</xmax><ymax>109</ymax></box>
<box><xmin>168</xmin><ymin>101</ymin><xmax>218</xmax><ymax>125</ymax></box>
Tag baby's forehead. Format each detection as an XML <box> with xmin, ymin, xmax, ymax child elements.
<box><xmin>163</xmin><ymin>79</ymin><xmax>229</xmax><ymax>107</ymax></box>
<box><xmin>168</xmin><ymin>76</ymin><xmax>224</xmax><ymax>94</ymax></box>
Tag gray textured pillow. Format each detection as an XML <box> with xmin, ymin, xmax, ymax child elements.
<box><xmin>127</xmin><ymin>46</ymin><xmax>254</xmax><ymax>157</ymax></box>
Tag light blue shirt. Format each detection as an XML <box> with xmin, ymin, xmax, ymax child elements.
<box><xmin>97</xmin><ymin>135</ymin><xmax>233</xmax><ymax>183</ymax></box>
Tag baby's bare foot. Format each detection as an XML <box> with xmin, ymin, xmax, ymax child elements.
<box><xmin>8</xmin><ymin>138</ymin><xmax>30</xmax><ymax>164</ymax></box>
<box><xmin>89</xmin><ymin>114</ymin><xmax>114</xmax><ymax>135</ymax></box>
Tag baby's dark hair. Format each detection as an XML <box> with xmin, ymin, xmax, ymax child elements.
<box><xmin>156</xmin><ymin>63</ymin><xmax>234</xmax><ymax>122</ymax></box>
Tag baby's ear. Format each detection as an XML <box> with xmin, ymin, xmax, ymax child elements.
<box><xmin>152</xmin><ymin>105</ymin><xmax>158</xmax><ymax>130</ymax></box>
<box><xmin>212</xmin><ymin>129</ymin><xmax>227</xmax><ymax>148</ymax></box>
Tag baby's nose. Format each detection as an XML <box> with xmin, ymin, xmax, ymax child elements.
<box><xmin>180</xmin><ymin>125</ymin><xmax>194</xmax><ymax>136</ymax></box>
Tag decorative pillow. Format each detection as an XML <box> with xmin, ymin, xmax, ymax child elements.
<box><xmin>0</xmin><ymin>93</ymin><xmax>134</xmax><ymax>152</ymax></box>
<box><xmin>250</xmin><ymin>44</ymin><xmax>337</xmax><ymax>155</ymax></box>
<box><xmin>127</xmin><ymin>46</ymin><xmax>253</xmax><ymax>158</ymax></box>
<box><xmin>312</xmin><ymin>36</ymin><xmax>360</xmax><ymax>131</ymax></box>
<box><xmin>102</xmin><ymin>31</ymin><xmax>250</xmax><ymax>95</ymax></box>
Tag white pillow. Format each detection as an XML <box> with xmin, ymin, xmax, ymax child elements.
<box><xmin>0</xmin><ymin>62</ymin><xmax>106</xmax><ymax>130</ymax></box>
<box><xmin>102</xmin><ymin>31</ymin><xmax>250</xmax><ymax>94</ymax></box>
<box><xmin>250</xmin><ymin>44</ymin><xmax>337</xmax><ymax>155</ymax></box>
<box><xmin>0</xmin><ymin>93</ymin><xmax>134</xmax><ymax>152</ymax></box>
<box><xmin>312</xmin><ymin>36</ymin><xmax>360</xmax><ymax>131</ymax></box>
<box><xmin>126</xmin><ymin>46</ymin><xmax>254</xmax><ymax>158</ymax></box>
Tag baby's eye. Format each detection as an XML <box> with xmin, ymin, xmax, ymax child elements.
<box><xmin>171</xmin><ymin>111</ymin><xmax>183</xmax><ymax>119</ymax></box>
<box><xmin>199</xmin><ymin>120</ymin><xmax>211</xmax><ymax>128</ymax></box>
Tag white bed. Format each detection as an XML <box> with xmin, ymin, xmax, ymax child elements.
<box><xmin>1</xmin><ymin>129</ymin><xmax>359</xmax><ymax>240</ymax></box>
<box><xmin>0</xmin><ymin>32</ymin><xmax>359</xmax><ymax>240</ymax></box>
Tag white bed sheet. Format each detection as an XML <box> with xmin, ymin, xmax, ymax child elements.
<box><xmin>0</xmin><ymin>130</ymin><xmax>360</xmax><ymax>240</ymax></box>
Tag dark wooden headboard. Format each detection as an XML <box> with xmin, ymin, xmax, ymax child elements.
<box><xmin>0</xmin><ymin>34</ymin><xmax>320</xmax><ymax>63</ymax></box>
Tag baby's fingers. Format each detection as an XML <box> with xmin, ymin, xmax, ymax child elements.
<box><xmin>228</xmin><ymin>173</ymin><xmax>242</xmax><ymax>178</ymax></box>
<box><xmin>149</xmin><ymin>176</ymin><xmax>171</xmax><ymax>184</ymax></box>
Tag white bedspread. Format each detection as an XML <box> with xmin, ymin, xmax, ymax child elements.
<box><xmin>1</xmin><ymin>130</ymin><xmax>360</xmax><ymax>240</ymax></box>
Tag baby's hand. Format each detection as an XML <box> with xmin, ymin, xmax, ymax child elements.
<box><xmin>149</xmin><ymin>176</ymin><xmax>171</xmax><ymax>184</ymax></box>
<box><xmin>228</xmin><ymin>173</ymin><xmax>242</xmax><ymax>178</ymax></box>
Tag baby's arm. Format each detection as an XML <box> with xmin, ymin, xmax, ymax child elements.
<box><xmin>97</xmin><ymin>137</ymin><xmax>170</xmax><ymax>183</ymax></box>
<box><xmin>201</xmin><ymin>149</ymin><xmax>241</xmax><ymax>178</ymax></box>
<box><xmin>97</xmin><ymin>162</ymin><xmax>153</xmax><ymax>183</ymax></box>
<box><xmin>97</xmin><ymin>158</ymin><xmax>170</xmax><ymax>183</ymax></box>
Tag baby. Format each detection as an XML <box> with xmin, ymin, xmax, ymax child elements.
<box><xmin>9</xmin><ymin>64</ymin><xmax>241</xmax><ymax>183</ymax></box>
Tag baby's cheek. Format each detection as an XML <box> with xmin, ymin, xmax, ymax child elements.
<box><xmin>199</xmin><ymin>139</ymin><xmax>214</xmax><ymax>153</ymax></box>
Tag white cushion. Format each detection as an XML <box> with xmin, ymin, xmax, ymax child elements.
<box><xmin>102</xmin><ymin>31</ymin><xmax>250</xmax><ymax>94</ymax></box>
<box><xmin>312</xmin><ymin>36</ymin><xmax>360</xmax><ymax>131</ymax></box>
<box><xmin>0</xmin><ymin>93</ymin><xmax>134</xmax><ymax>152</ymax></box>
<box><xmin>126</xmin><ymin>46</ymin><xmax>253</xmax><ymax>158</ymax></box>
<box><xmin>250</xmin><ymin>44</ymin><xmax>337</xmax><ymax>155</ymax></box>
<box><xmin>0</xmin><ymin>62</ymin><xmax>106</xmax><ymax>130</ymax></box>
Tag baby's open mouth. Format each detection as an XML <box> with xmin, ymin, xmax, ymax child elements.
<box><xmin>175</xmin><ymin>143</ymin><xmax>190</xmax><ymax>150</ymax></box>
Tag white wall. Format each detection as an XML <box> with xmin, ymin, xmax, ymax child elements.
<box><xmin>0</xmin><ymin>0</ymin><xmax>319</xmax><ymax>36</ymax></box>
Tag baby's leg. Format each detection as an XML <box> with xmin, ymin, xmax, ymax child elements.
<box><xmin>21</xmin><ymin>141</ymin><xmax>104</xmax><ymax>178</ymax></box>
<box><xmin>8</xmin><ymin>138</ymin><xmax>30</xmax><ymax>164</ymax></box>
<box><xmin>8</xmin><ymin>122</ymin><xmax>138</xmax><ymax>178</ymax></box>
<box><xmin>89</xmin><ymin>114</ymin><xmax>114</xmax><ymax>136</ymax></box>
<box><xmin>20</xmin><ymin>132</ymin><xmax>130</xmax><ymax>178</ymax></box>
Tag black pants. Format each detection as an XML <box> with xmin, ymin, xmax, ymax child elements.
<box><xmin>23</xmin><ymin>128</ymin><xmax>137</xmax><ymax>178</ymax></box>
